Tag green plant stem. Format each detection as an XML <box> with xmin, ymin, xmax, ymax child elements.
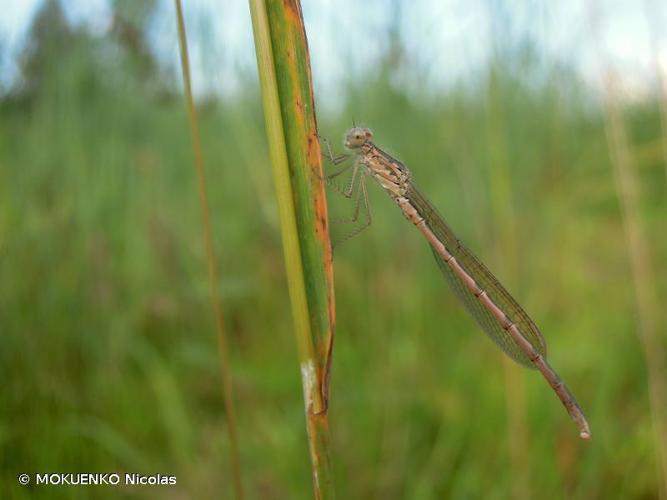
<box><xmin>248</xmin><ymin>0</ymin><xmax>336</xmax><ymax>498</ymax></box>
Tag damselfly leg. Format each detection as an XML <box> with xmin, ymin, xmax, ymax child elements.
<box><xmin>320</xmin><ymin>136</ymin><xmax>373</xmax><ymax>247</ymax></box>
<box><xmin>320</xmin><ymin>135</ymin><xmax>350</xmax><ymax>167</ymax></box>
<box><xmin>329</xmin><ymin>173</ymin><xmax>372</xmax><ymax>247</ymax></box>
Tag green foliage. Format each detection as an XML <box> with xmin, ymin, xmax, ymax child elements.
<box><xmin>1</xmin><ymin>4</ymin><xmax>665</xmax><ymax>499</ymax></box>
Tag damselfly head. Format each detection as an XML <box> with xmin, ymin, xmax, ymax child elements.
<box><xmin>344</xmin><ymin>127</ymin><xmax>373</xmax><ymax>149</ymax></box>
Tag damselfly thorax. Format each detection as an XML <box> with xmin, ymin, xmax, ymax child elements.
<box><xmin>358</xmin><ymin>142</ymin><xmax>411</xmax><ymax>199</ymax></box>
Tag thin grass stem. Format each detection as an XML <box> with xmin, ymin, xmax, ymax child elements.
<box><xmin>589</xmin><ymin>4</ymin><xmax>667</xmax><ymax>498</ymax></box>
<box><xmin>174</xmin><ymin>1</ymin><xmax>244</xmax><ymax>498</ymax></box>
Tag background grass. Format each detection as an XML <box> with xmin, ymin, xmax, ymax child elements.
<box><xmin>1</xmin><ymin>1</ymin><xmax>666</xmax><ymax>498</ymax></box>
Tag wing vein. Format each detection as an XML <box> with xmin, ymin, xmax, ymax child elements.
<box><xmin>406</xmin><ymin>184</ymin><xmax>547</xmax><ymax>367</ymax></box>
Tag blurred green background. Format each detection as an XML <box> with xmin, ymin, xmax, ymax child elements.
<box><xmin>2</xmin><ymin>0</ymin><xmax>666</xmax><ymax>498</ymax></box>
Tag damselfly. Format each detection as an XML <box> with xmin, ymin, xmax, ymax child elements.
<box><xmin>322</xmin><ymin>127</ymin><xmax>591</xmax><ymax>440</ymax></box>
